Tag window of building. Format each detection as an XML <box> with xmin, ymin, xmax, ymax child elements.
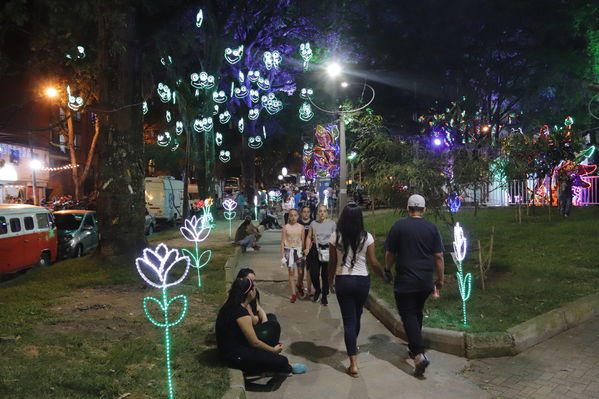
<box><xmin>24</xmin><ymin>216</ymin><xmax>34</xmax><ymax>230</ymax></box>
<box><xmin>9</xmin><ymin>218</ymin><xmax>21</xmax><ymax>233</ymax></box>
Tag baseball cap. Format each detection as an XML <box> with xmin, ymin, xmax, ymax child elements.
<box><xmin>407</xmin><ymin>194</ymin><xmax>426</xmax><ymax>208</ymax></box>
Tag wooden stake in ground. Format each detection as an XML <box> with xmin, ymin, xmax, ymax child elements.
<box><xmin>487</xmin><ymin>226</ymin><xmax>495</xmax><ymax>272</ymax></box>
<box><xmin>478</xmin><ymin>239</ymin><xmax>485</xmax><ymax>291</ymax></box>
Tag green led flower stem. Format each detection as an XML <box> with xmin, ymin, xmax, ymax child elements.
<box><xmin>182</xmin><ymin>242</ymin><xmax>212</xmax><ymax>288</ymax></box>
<box><xmin>455</xmin><ymin>262</ymin><xmax>472</xmax><ymax>326</ymax></box>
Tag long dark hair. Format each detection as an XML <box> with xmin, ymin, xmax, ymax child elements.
<box><xmin>336</xmin><ymin>203</ymin><xmax>367</xmax><ymax>267</ymax></box>
<box><xmin>221</xmin><ymin>277</ymin><xmax>253</xmax><ymax>311</ymax></box>
<box><xmin>236</xmin><ymin>268</ymin><xmax>260</xmax><ymax>304</ymax></box>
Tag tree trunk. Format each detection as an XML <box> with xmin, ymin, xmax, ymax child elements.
<box><xmin>240</xmin><ymin>133</ymin><xmax>255</xmax><ymax>199</ymax></box>
<box><xmin>96</xmin><ymin>3</ymin><xmax>146</xmax><ymax>259</ymax></box>
<box><xmin>66</xmin><ymin>109</ymin><xmax>80</xmax><ymax>201</ymax></box>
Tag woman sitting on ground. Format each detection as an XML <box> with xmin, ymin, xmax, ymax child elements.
<box><xmin>215</xmin><ymin>277</ymin><xmax>307</xmax><ymax>375</ymax></box>
<box><xmin>236</xmin><ymin>268</ymin><xmax>281</xmax><ymax>346</ymax></box>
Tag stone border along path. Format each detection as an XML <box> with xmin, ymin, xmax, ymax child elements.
<box><xmin>221</xmin><ymin>230</ymin><xmax>490</xmax><ymax>399</ymax></box>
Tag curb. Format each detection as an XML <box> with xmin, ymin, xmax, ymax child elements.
<box><xmin>365</xmin><ymin>290</ymin><xmax>599</xmax><ymax>359</ymax></box>
<box><xmin>220</xmin><ymin>246</ymin><xmax>246</xmax><ymax>399</ymax></box>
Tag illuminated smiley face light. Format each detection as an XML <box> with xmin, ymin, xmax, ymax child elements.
<box><xmin>202</xmin><ymin>117</ymin><xmax>213</xmax><ymax>132</ymax></box>
<box><xmin>272</xmin><ymin>50</ymin><xmax>282</xmax><ymax>68</ymax></box>
<box><xmin>224</xmin><ymin>45</ymin><xmax>244</xmax><ymax>64</ymax></box>
<box><xmin>193</xmin><ymin>119</ymin><xmax>204</xmax><ymax>133</ymax></box>
<box><xmin>175</xmin><ymin>121</ymin><xmax>183</xmax><ymax>135</ymax></box>
<box><xmin>238</xmin><ymin>71</ymin><xmax>245</xmax><ymax>84</ymax></box>
<box><xmin>66</xmin><ymin>45</ymin><xmax>86</xmax><ymax>60</ymax></box>
<box><xmin>170</xmin><ymin>138</ymin><xmax>180</xmax><ymax>151</ymax></box>
<box><xmin>300</xmin><ymin>88</ymin><xmax>314</xmax><ymax>99</ymax></box>
<box><xmin>196</xmin><ymin>9</ymin><xmax>203</xmax><ymax>27</ymax></box>
<box><xmin>219</xmin><ymin>111</ymin><xmax>231</xmax><ymax>124</ymax></box>
<box><xmin>234</xmin><ymin>86</ymin><xmax>248</xmax><ymax>98</ymax></box>
<box><xmin>212</xmin><ymin>90</ymin><xmax>227</xmax><ymax>103</ymax></box>
<box><xmin>299</xmin><ymin>102</ymin><xmax>314</xmax><ymax>121</ymax></box>
<box><xmin>215</xmin><ymin>132</ymin><xmax>223</xmax><ymax>146</ymax></box>
<box><xmin>248</xmin><ymin>108</ymin><xmax>260</xmax><ymax>120</ymax></box>
<box><xmin>248</xmin><ymin>136</ymin><xmax>263</xmax><ymax>149</ymax></box>
<box><xmin>248</xmin><ymin>70</ymin><xmax>260</xmax><ymax>83</ymax></box>
<box><xmin>66</xmin><ymin>85</ymin><xmax>84</xmax><ymax>111</ymax></box>
<box><xmin>257</xmin><ymin>77</ymin><xmax>270</xmax><ymax>91</ymax></box>
<box><xmin>250</xmin><ymin>89</ymin><xmax>260</xmax><ymax>103</ymax></box>
<box><xmin>238</xmin><ymin>118</ymin><xmax>244</xmax><ymax>133</ymax></box>
<box><xmin>219</xmin><ymin>150</ymin><xmax>231</xmax><ymax>163</ymax></box>
<box><xmin>213</xmin><ymin>105</ymin><xmax>219</xmax><ymax>115</ymax></box>
<box><xmin>157</xmin><ymin>132</ymin><xmax>172</xmax><ymax>147</ymax></box>
<box><xmin>157</xmin><ymin>83</ymin><xmax>172</xmax><ymax>103</ymax></box>
<box><xmin>143</xmin><ymin>101</ymin><xmax>149</xmax><ymax>115</ymax></box>
<box><xmin>300</xmin><ymin>42</ymin><xmax>313</xmax><ymax>69</ymax></box>
<box><xmin>263</xmin><ymin>51</ymin><xmax>273</xmax><ymax>70</ymax></box>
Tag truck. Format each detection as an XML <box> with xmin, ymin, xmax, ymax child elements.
<box><xmin>144</xmin><ymin>176</ymin><xmax>186</xmax><ymax>225</ymax></box>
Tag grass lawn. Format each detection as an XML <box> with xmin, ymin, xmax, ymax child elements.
<box><xmin>0</xmin><ymin>233</ymin><xmax>233</xmax><ymax>398</ymax></box>
<box><xmin>364</xmin><ymin>206</ymin><xmax>599</xmax><ymax>333</ymax></box>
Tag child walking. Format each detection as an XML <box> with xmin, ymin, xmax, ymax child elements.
<box><xmin>281</xmin><ymin>209</ymin><xmax>304</xmax><ymax>303</ymax></box>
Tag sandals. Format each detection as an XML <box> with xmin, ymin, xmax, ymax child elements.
<box><xmin>345</xmin><ymin>366</ymin><xmax>359</xmax><ymax>378</ymax></box>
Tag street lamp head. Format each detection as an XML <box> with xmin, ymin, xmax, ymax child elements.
<box><xmin>282</xmin><ymin>167</ymin><xmax>288</xmax><ymax>176</ymax></box>
<box><xmin>30</xmin><ymin>159</ymin><xmax>43</xmax><ymax>170</ymax></box>
<box><xmin>278</xmin><ymin>175</ymin><xmax>284</xmax><ymax>181</ymax></box>
<box><xmin>326</xmin><ymin>62</ymin><xmax>342</xmax><ymax>78</ymax></box>
<box><xmin>45</xmin><ymin>87</ymin><xmax>58</xmax><ymax>98</ymax></box>
<box><xmin>341</xmin><ymin>81</ymin><xmax>349</xmax><ymax>88</ymax></box>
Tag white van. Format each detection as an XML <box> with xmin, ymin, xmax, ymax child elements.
<box><xmin>144</xmin><ymin>177</ymin><xmax>185</xmax><ymax>225</ymax></box>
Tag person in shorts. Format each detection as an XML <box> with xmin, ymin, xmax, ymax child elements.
<box><xmin>280</xmin><ymin>209</ymin><xmax>304</xmax><ymax>303</ymax></box>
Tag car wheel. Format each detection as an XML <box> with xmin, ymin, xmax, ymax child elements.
<box><xmin>74</xmin><ymin>245</ymin><xmax>83</xmax><ymax>258</ymax></box>
<box><xmin>38</xmin><ymin>252</ymin><xmax>51</xmax><ymax>267</ymax></box>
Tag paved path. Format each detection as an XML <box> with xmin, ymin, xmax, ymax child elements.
<box><xmin>465</xmin><ymin>315</ymin><xmax>599</xmax><ymax>399</ymax></box>
<box><xmin>239</xmin><ymin>231</ymin><xmax>490</xmax><ymax>399</ymax></box>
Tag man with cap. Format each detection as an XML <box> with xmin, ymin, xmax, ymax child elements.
<box><xmin>384</xmin><ymin>194</ymin><xmax>445</xmax><ymax>377</ymax></box>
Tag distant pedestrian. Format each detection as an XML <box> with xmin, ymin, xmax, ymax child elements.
<box><xmin>305</xmin><ymin>205</ymin><xmax>336</xmax><ymax>305</ymax></box>
<box><xmin>282</xmin><ymin>194</ymin><xmax>295</xmax><ymax>224</ymax></box>
<box><xmin>328</xmin><ymin>203</ymin><xmax>387</xmax><ymax>378</ymax></box>
<box><xmin>297</xmin><ymin>206</ymin><xmax>314</xmax><ymax>296</ymax></box>
<box><xmin>384</xmin><ymin>194</ymin><xmax>445</xmax><ymax>377</ymax></box>
<box><xmin>559</xmin><ymin>174</ymin><xmax>573</xmax><ymax>217</ymax></box>
<box><xmin>281</xmin><ymin>209</ymin><xmax>304</xmax><ymax>303</ymax></box>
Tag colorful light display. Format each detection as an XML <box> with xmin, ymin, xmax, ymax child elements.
<box><xmin>303</xmin><ymin>124</ymin><xmax>340</xmax><ymax>179</ymax></box>
<box><xmin>180</xmin><ymin>215</ymin><xmax>212</xmax><ymax>288</ymax></box>
<box><xmin>447</xmin><ymin>193</ymin><xmax>462</xmax><ymax>213</ymax></box>
<box><xmin>248</xmin><ymin>136</ymin><xmax>263</xmax><ymax>149</ymax></box>
<box><xmin>157</xmin><ymin>132</ymin><xmax>172</xmax><ymax>147</ymax></box>
<box><xmin>263</xmin><ymin>50</ymin><xmax>282</xmax><ymax>70</ymax></box>
<box><xmin>299</xmin><ymin>42</ymin><xmax>313</xmax><ymax>70</ymax></box>
<box><xmin>299</xmin><ymin>102</ymin><xmax>314</xmax><ymax>121</ymax></box>
<box><xmin>219</xmin><ymin>110</ymin><xmax>231</xmax><ymax>124</ymax></box>
<box><xmin>257</xmin><ymin>77</ymin><xmax>271</xmax><ymax>91</ymax></box>
<box><xmin>300</xmin><ymin>88</ymin><xmax>313</xmax><ymax>99</ymax></box>
<box><xmin>248</xmin><ymin>70</ymin><xmax>260</xmax><ymax>82</ymax></box>
<box><xmin>452</xmin><ymin>223</ymin><xmax>472</xmax><ymax>326</ymax></box>
<box><xmin>234</xmin><ymin>86</ymin><xmax>249</xmax><ymax>98</ymax></box>
<box><xmin>212</xmin><ymin>90</ymin><xmax>228</xmax><ymax>103</ymax></box>
<box><xmin>190</xmin><ymin>72</ymin><xmax>215</xmax><ymax>90</ymax></box>
<box><xmin>248</xmin><ymin>107</ymin><xmax>260</xmax><ymax>120</ymax></box>
<box><xmin>157</xmin><ymin>83</ymin><xmax>172</xmax><ymax>103</ymax></box>
<box><xmin>135</xmin><ymin>243</ymin><xmax>191</xmax><ymax>399</ymax></box>
<box><xmin>250</xmin><ymin>89</ymin><xmax>260</xmax><ymax>103</ymax></box>
<box><xmin>219</xmin><ymin>150</ymin><xmax>231</xmax><ymax>163</ymax></box>
<box><xmin>223</xmin><ymin>198</ymin><xmax>237</xmax><ymax>239</ymax></box>
<box><xmin>66</xmin><ymin>85</ymin><xmax>83</xmax><ymax>111</ymax></box>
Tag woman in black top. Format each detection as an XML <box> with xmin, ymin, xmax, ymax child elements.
<box><xmin>215</xmin><ymin>277</ymin><xmax>307</xmax><ymax>375</ymax></box>
<box><xmin>236</xmin><ymin>268</ymin><xmax>281</xmax><ymax>346</ymax></box>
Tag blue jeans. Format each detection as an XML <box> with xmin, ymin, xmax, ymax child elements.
<box><xmin>559</xmin><ymin>194</ymin><xmax>572</xmax><ymax>216</ymax></box>
<box><xmin>335</xmin><ymin>275</ymin><xmax>370</xmax><ymax>356</ymax></box>
<box><xmin>237</xmin><ymin>234</ymin><xmax>256</xmax><ymax>248</ymax></box>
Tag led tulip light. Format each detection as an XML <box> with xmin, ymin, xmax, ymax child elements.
<box><xmin>202</xmin><ymin>198</ymin><xmax>215</xmax><ymax>229</ymax></box>
<box><xmin>223</xmin><ymin>198</ymin><xmax>237</xmax><ymax>239</ymax></box>
<box><xmin>135</xmin><ymin>243</ymin><xmax>191</xmax><ymax>399</ymax></box>
<box><xmin>179</xmin><ymin>215</ymin><xmax>212</xmax><ymax>288</ymax></box>
<box><xmin>452</xmin><ymin>223</ymin><xmax>472</xmax><ymax>326</ymax></box>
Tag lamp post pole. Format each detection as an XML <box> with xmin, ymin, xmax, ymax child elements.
<box><xmin>338</xmin><ymin>116</ymin><xmax>348</xmax><ymax>212</ymax></box>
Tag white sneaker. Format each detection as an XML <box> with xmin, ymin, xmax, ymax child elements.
<box><xmin>246</xmin><ymin>247</ymin><xmax>255</xmax><ymax>252</ymax></box>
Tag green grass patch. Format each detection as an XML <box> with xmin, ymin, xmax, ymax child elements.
<box><xmin>365</xmin><ymin>206</ymin><xmax>599</xmax><ymax>333</ymax></box>
<box><xmin>0</xmin><ymin>239</ymin><xmax>232</xmax><ymax>398</ymax></box>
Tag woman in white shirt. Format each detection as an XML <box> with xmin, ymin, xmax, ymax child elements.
<box><xmin>328</xmin><ymin>203</ymin><xmax>386</xmax><ymax>378</ymax></box>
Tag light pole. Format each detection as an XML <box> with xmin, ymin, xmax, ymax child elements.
<box><xmin>308</xmin><ymin>65</ymin><xmax>375</xmax><ymax>212</ymax></box>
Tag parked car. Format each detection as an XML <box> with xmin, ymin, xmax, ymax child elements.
<box><xmin>0</xmin><ymin>204</ymin><xmax>58</xmax><ymax>274</ymax></box>
<box><xmin>53</xmin><ymin>210</ymin><xmax>99</xmax><ymax>258</ymax></box>
<box><xmin>144</xmin><ymin>208</ymin><xmax>155</xmax><ymax>235</ymax></box>
<box><xmin>145</xmin><ymin>176</ymin><xmax>186</xmax><ymax>225</ymax></box>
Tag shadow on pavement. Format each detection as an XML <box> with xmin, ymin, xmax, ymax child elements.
<box><xmin>245</xmin><ymin>375</ymin><xmax>287</xmax><ymax>392</ymax></box>
<box><xmin>362</xmin><ymin>334</ymin><xmax>416</xmax><ymax>377</ymax></box>
<box><xmin>289</xmin><ymin>341</ymin><xmax>347</xmax><ymax>373</ymax></box>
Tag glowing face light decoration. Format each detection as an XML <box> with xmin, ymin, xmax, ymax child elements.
<box><xmin>299</xmin><ymin>42</ymin><xmax>313</xmax><ymax>70</ymax></box>
<box><xmin>452</xmin><ymin>223</ymin><xmax>472</xmax><ymax>326</ymax></box>
<box><xmin>135</xmin><ymin>243</ymin><xmax>191</xmax><ymax>399</ymax></box>
<box><xmin>219</xmin><ymin>150</ymin><xmax>231</xmax><ymax>163</ymax></box>
<box><xmin>248</xmin><ymin>70</ymin><xmax>260</xmax><ymax>83</ymax></box>
<box><xmin>262</xmin><ymin>93</ymin><xmax>283</xmax><ymax>115</ymax></box>
<box><xmin>248</xmin><ymin>108</ymin><xmax>260</xmax><ymax>120</ymax></box>
<box><xmin>175</xmin><ymin>121</ymin><xmax>183</xmax><ymax>135</ymax></box>
<box><xmin>263</xmin><ymin>51</ymin><xmax>273</xmax><ymax>70</ymax></box>
<box><xmin>248</xmin><ymin>136</ymin><xmax>263</xmax><ymax>149</ymax></box>
<box><xmin>196</xmin><ymin>9</ymin><xmax>203</xmax><ymax>27</ymax></box>
<box><xmin>219</xmin><ymin>111</ymin><xmax>231</xmax><ymax>124</ymax></box>
<box><xmin>238</xmin><ymin>118</ymin><xmax>244</xmax><ymax>133</ymax></box>
<box><xmin>254</xmin><ymin>195</ymin><xmax>258</xmax><ymax>220</ymax></box>
<box><xmin>66</xmin><ymin>85</ymin><xmax>84</xmax><ymax>111</ymax></box>
<box><xmin>193</xmin><ymin>119</ymin><xmax>204</xmax><ymax>133</ymax></box>
<box><xmin>191</xmin><ymin>72</ymin><xmax>215</xmax><ymax>90</ymax></box>
<box><xmin>222</xmin><ymin>198</ymin><xmax>237</xmax><ymax>238</ymax></box>
<box><xmin>299</xmin><ymin>102</ymin><xmax>314</xmax><ymax>121</ymax></box>
<box><xmin>238</xmin><ymin>71</ymin><xmax>245</xmax><ymax>84</ymax></box>
<box><xmin>300</xmin><ymin>88</ymin><xmax>314</xmax><ymax>99</ymax></box>
<box><xmin>202</xmin><ymin>117</ymin><xmax>213</xmax><ymax>132</ymax></box>
<box><xmin>234</xmin><ymin>86</ymin><xmax>249</xmax><ymax>98</ymax></box>
<box><xmin>257</xmin><ymin>77</ymin><xmax>271</xmax><ymax>91</ymax></box>
<box><xmin>157</xmin><ymin>132</ymin><xmax>172</xmax><ymax>147</ymax></box>
<box><xmin>160</xmin><ymin>56</ymin><xmax>173</xmax><ymax>66</ymax></box>
<box><xmin>166</xmin><ymin>110</ymin><xmax>172</xmax><ymax>123</ymax></box>
<box><xmin>170</xmin><ymin>139</ymin><xmax>180</xmax><ymax>152</ymax></box>
<box><xmin>250</xmin><ymin>89</ymin><xmax>260</xmax><ymax>103</ymax></box>
<box><xmin>143</xmin><ymin>101</ymin><xmax>149</xmax><ymax>115</ymax></box>
<box><xmin>212</xmin><ymin>90</ymin><xmax>227</xmax><ymax>103</ymax></box>
<box><xmin>224</xmin><ymin>45</ymin><xmax>244</xmax><ymax>64</ymax></box>
<box><xmin>66</xmin><ymin>45</ymin><xmax>86</xmax><ymax>60</ymax></box>
<box><xmin>157</xmin><ymin>83</ymin><xmax>172</xmax><ymax>103</ymax></box>
<box><xmin>179</xmin><ymin>215</ymin><xmax>212</xmax><ymax>288</ymax></box>
<box><xmin>447</xmin><ymin>193</ymin><xmax>462</xmax><ymax>213</ymax></box>
<box><xmin>215</xmin><ymin>132</ymin><xmax>223</xmax><ymax>146</ymax></box>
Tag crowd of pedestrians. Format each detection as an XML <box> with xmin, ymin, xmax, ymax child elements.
<box><xmin>218</xmin><ymin>193</ymin><xmax>445</xmax><ymax>380</ymax></box>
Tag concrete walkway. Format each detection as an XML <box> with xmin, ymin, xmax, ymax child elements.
<box><xmin>239</xmin><ymin>231</ymin><xmax>490</xmax><ymax>399</ymax></box>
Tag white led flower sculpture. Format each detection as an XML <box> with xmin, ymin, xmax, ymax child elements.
<box><xmin>452</xmin><ymin>222</ymin><xmax>472</xmax><ymax>326</ymax></box>
<box><xmin>453</xmin><ymin>222</ymin><xmax>467</xmax><ymax>263</ymax></box>
<box><xmin>223</xmin><ymin>198</ymin><xmax>237</xmax><ymax>239</ymax></box>
<box><xmin>179</xmin><ymin>215</ymin><xmax>212</xmax><ymax>288</ymax></box>
<box><xmin>135</xmin><ymin>242</ymin><xmax>190</xmax><ymax>399</ymax></box>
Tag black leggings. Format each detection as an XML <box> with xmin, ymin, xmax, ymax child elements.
<box><xmin>334</xmin><ymin>275</ymin><xmax>370</xmax><ymax>356</ymax></box>
<box><xmin>254</xmin><ymin>313</ymin><xmax>281</xmax><ymax>347</ymax></box>
<box><xmin>308</xmin><ymin>247</ymin><xmax>328</xmax><ymax>296</ymax></box>
<box><xmin>223</xmin><ymin>346</ymin><xmax>292</xmax><ymax>375</ymax></box>
<box><xmin>394</xmin><ymin>290</ymin><xmax>431</xmax><ymax>355</ymax></box>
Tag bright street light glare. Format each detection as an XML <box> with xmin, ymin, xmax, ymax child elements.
<box><xmin>30</xmin><ymin>159</ymin><xmax>43</xmax><ymax>170</ymax></box>
<box><xmin>282</xmin><ymin>167</ymin><xmax>288</xmax><ymax>176</ymax></box>
<box><xmin>326</xmin><ymin>62</ymin><xmax>342</xmax><ymax>78</ymax></box>
<box><xmin>278</xmin><ymin>175</ymin><xmax>284</xmax><ymax>181</ymax></box>
<box><xmin>45</xmin><ymin>87</ymin><xmax>58</xmax><ymax>98</ymax></box>
<box><xmin>341</xmin><ymin>81</ymin><xmax>349</xmax><ymax>88</ymax></box>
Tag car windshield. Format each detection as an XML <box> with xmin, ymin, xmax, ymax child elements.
<box><xmin>54</xmin><ymin>213</ymin><xmax>84</xmax><ymax>230</ymax></box>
